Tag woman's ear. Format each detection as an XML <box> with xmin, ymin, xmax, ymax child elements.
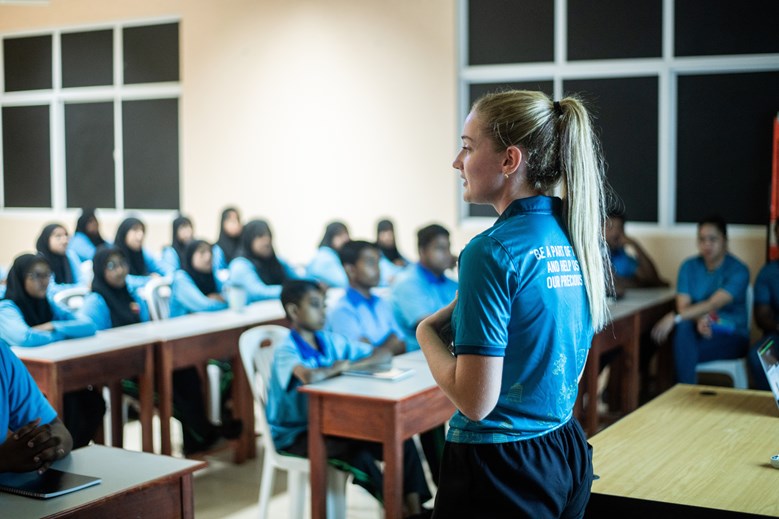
<box><xmin>502</xmin><ymin>146</ymin><xmax>522</xmax><ymax>176</ymax></box>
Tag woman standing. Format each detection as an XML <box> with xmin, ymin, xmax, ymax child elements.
<box><xmin>417</xmin><ymin>91</ymin><xmax>611</xmax><ymax>518</ymax></box>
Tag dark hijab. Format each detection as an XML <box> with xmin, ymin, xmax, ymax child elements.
<box><xmin>4</xmin><ymin>254</ymin><xmax>53</xmax><ymax>327</ymax></box>
<box><xmin>171</xmin><ymin>215</ymin><xmax>193</xmax><ymax>264</ymax></box>
<box><xmin>319</xmin><ymin>221</ymin><xmax>349</xmax><ymax>249</ymax></box>
<box><xmin>76</xmin><ymin>208</ymin><xmax>106</xmax><ymax>247</ymax></box>
<box><xmin>36</xmin><ymin>223</ymin><xmax>73</xmax><ymax>284</ymax></box>
<box><xmin>376</xmin><ymin>219</ymin><xmax>404</xmax><ymax>264</ymax></box>
<box><xmin>182</xmin><ymin>240</ymin><xmax>217</xmax><ymax>296</ymax></box>
<box><xmin>240</xmin><ymin>220</ymin><xmax>287</xmax><ymax>286</ymax></box>
<box><xmin>114</xmin><ymin>217</ymin><xmax>147</xmax><ymax>276</ymax></box>
<box><xmin>91</xmin><ymin>246</ymin><xmax>140</xmax><ymax>327</ymax></box>
<box><xmin>216</xmin><ymin>207</ymin><xmax>242</xmax><ymax>264</ymax></box>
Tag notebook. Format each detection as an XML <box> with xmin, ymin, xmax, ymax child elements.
<box><xmin>342</xmin><ymin>365</ymin><xmax>415</xmax><ymax>381</ymax></box>
<box><xmin>0</xmin><ymin>468</ymin><xmax>101</xmax><ymax>499</ymax></box>
<box><xmin>757</xmin><ymin>337</ymin><xmax>779</xmax><ymax>412</ymax></box>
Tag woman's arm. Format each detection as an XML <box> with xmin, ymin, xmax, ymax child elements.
<box><xmin>229</xmin><ymin>258</ymin><xmax>282</xmax><ymax>302</ymax></box>
<box><xmin>172</xmin><ymin>271</ymin><xmax>228</xmax><ymax>313</ymax></box>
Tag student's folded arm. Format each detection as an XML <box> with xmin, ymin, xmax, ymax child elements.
<box><xmin>50</xmin><ymin>305</ymin><xmax>97</xmax><ymax>339</ymax></box>
<box><xmin>292</xmin><ymin>362</ymin><xmax>348</xmax><ymax>385</ymax></box>
<box><xmin>174</xmin><ymin>271</ymin><xmax>227</xmax><ymax>313</ymax></box>
<box><xmin>0</xmin><ymin>305</ymin><xmax>56</xmax><ymax>347</ymax></box>
<box><xmin>230</xmin><ymin>259</ymin><xmax>282</xmax><ymax>302</ymax></box>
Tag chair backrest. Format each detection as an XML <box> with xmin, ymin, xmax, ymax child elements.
<box><xmin>144</xmin><ymin>276</ymin><xmax>173</xmax><ymax>321</ymax></box>
<box><xmin>53</xmin><ymin>286</ymin><xmax>90</xmax><ymax>311</ymax></box>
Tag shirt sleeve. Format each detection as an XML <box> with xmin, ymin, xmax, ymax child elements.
<box><xmin>720</xmin><ymin>259</ymin><xmax>749</xmax><ymax>300</ymax></box>
<box><xmin>676</xmin><ymin>260</ymin><xmax>692</xmax><ymax>297</ymax></box>
<box><xmin>273</xmin><ymin>338</ymin><xmax>304</xmax><ymax>392</ymax></box>
<box><xmin>50</xmin><ymin>301</ymin><xmax>98</xmax><ymax>339</ymax></box>
<box><xmin>145</xmin><ymin>249</ymin><xmax>174</xmax><ymax>277</ymax></box>
<box><xmin>212</xmin><ymin>245</ymin><xmax>227</xmax><ymax>271</ymax></box>
<box><xmin>171</xmin><ymin>270</ymin><xmax>228</xmax><ymax>313</ymax></box>
<box><xmin>327</xmin><ymin>302</ymin><xmax>365</xmax><ymax>343</ymax></box>
<box><xmin>0</xmin><ymin>302</ymin><xmax>56</xmax><ymax>347</ymax></box>
<box><xmin>229</xmin><ymin>258</ymin><xmax>282</xmax><ymax>303</ymax></box>
<box><xmin>2</xmin><ymin>347</ymin><xmax>57</xmax><ymax>432</ymax></box>
<box><xmin>160</xmin><ymin>247</ymin><xmax>180</xmax><ymax>273</ymax></box>
<box><xmin>76</xmin><ymin>293</ymin><xmax>113</xmax><ymax>331</ymax></box>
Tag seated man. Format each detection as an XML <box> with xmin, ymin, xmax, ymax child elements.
<box><xmin>748</xmin><ymin>220</ymin><xmax>779</xmax><ymax>390</ymax></box>
<box><xmin>605</xmin><ymin>209</ymin><xmax>668</xmax><ymax>296</ymax></box>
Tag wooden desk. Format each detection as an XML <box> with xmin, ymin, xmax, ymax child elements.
<box><xmin>587</xmin><ymin>384</ymin><xmax>779</xmax><ymax>518</ymax></box>
<box><xmin>577</xmin><ymin>288</ymin><xmax>675</xmax><ymax>436</ymax></box>
<box><xmin>300</xmin><ymin>350</ymin><xmax>455</xmax><ymax>519</ymax></box>
<box><xmin>0</xmin><ymin>444</ymin><xmax>205</xmax><ymax>518</ymax></box>
<box><xmin>12</xmin><ymin>330</ymin><xmax>156</xmax><ymax>452</ymax></box>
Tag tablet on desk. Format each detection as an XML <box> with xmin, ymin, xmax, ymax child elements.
<box><xmin>342</xmin><ymin>365</ymin><xmax>415</xmax><ymax>381</ymax></box>
<box><xmin>0</xmin><ymin>468</ymin><xmax>101</xmax><ymax>499</ymax></box>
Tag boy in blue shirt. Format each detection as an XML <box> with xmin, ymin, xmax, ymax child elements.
<box><xmin>266</xmin><ymin>280</ymin><xmax>432</xmax><ymax>517</ymax></box>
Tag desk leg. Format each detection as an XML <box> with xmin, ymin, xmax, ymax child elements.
<box><xmin>140</xmin><ymin>344</ymin><xmax>155</xmax><ymax>453</ymax></box>
<box><xmin>157</xmin><ymin>343</ymin><xmax>174</xmax><ymax>456</ymax></box>
<box><xmin>383</xmin><ymin>428</ymin><xmax>403</xmax><ymax>519</ymax></box>
<box><xmin>308</xmin><ymin>394</ymin><xmax>327</xmax><ymax>519</ymax></box>
<box><xmin>231</xmin><ymin>349</ymin><xmax>254</xmax><ymax>463</ymax></box>
<box><xmin>109</xmin><ymin>381</ymin><xmax>124</xmax><ymax>448</ymax></box>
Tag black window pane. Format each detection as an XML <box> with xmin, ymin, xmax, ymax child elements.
<box><xmin>3</xmin><ymin>35</ymin><xmax>52</xmax><ymax>92</ymax></box>
<box><xmin>65</xmin><ymin>102</ymin><xmax>115</xmax><ymax>209</ymax></box>
<box><xmin>468</xmin><ymin>0</ymin><xmax>554</xmax><ymax>65</ymax></box>
<box><xmin>676</xmin><ymin>71</ymin><xmax>779</xmax><ymax>225</ymax></box>
<box><xmin>675</xmin><ymin>0</ymin><xmax>779</xmax><ymax>57</ymax></box>
<box><xmin>62</xmin><ymin>30</ymin><xmax>113</xmax><ymax>88</ymax></box>
<box><xmin>2</xmin><ymin>105</ymin><xmax>51</xmax><ymax>207</ymax></box>
<box><xmin>568</xmin><ymin>0</ymin><xmax>661</xmax><ymax>60</ymax></box>
<box><xmin>467</xmin><ymin>81</ymin><xmax>554</xmax><ymax>218</ymax></box>
<box><xmin>123</xmin><ymin>23</ymin><xmax>179</xmax><ymax>84</ymax></box>
<box><xmin>122</xmin><ymin>99</ymin><xmax>179</xmax><ymax>210</ymax></box>
<box><xmin>564</xmin><ymin>77</ymin><xmax>659</xmax><ymax>223</ymax></box>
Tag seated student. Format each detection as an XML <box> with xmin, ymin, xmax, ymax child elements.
<box><xmin>35</xmin><ymin>223</ymin><xmax>84</xmax><ymax>295</ymax></box>
<box><xmin>79</xmin><ymin>246</ymin><xmax>232</xmax><ymax>455</ymax></box>
<box><xmin>161</xmin><ymin>214</ymin><xmax>194</xmax><ymax>272</ymax></box>
<box><xmin>114</xmin><ymin>216</ymin><xmax>172</xmax><ymax>291</ymax></box>
<box><xmin>267</xmin><ymin>279</ymin><xmax>432</xmax><ymax>517</ymax></box>
<box><xmin>0</xmin><ymin>344</ymin><xmax>73</xmax><ymax>474</ymax></box>
<box><xmin>228</xmin><ymin>219</ymin><xmax>298</xmax><ymax>303</ymax></box>
<box><xmin>306</xmin><ymin>221</ymin><xmax>351</xmax><ymax>289</ymax></box>
<box><xmin>748</xmin><ymin>220</ymin><xmax>779</xmax><ymax>390</ymax></box>
<box><xmin>212</xmin><ymin>207</ymin><xmax>243</xmax><ymax>277</ymax></box>
<box><xmin>376</xmin><ymin>218</ymin><xmax>408</xmax><ymax>286</ymax></box>
<box><xmin>68</xmin><ymin>208</ymin><xmax>109</xmax><ymax>264</ymax></box>
<box><xmin>0</xmin><ymin>254</ymin><xmax>102</xmax><ymax>448</ymax></box>
<box><xmin>170</xmin><ymin>239</ymin><xmax>227</xmax><ymax>317</ymax></box>
<box><xmin>605</xmin><ymin>209</ymin><xmax>668</xmax><ymax>295</ymax></box>
<box><xmin>327</xmin><ymin>240</ymin><xmax>406</xmax><ymax>355</ymax></box>
<box><xmin>651</xmin><ymin>215</ymin><xmax>750</xmax><ymax>384</ymax></box>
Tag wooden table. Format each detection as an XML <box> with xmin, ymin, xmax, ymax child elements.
<box><xmin>12</xmin><ymin>329</ymin><xmax>156</xmax><ymax>452</ymax></box>
<box><xmin>577</xmin><ymin>287</ymin><xmax>675</xmax><ymax>436</ymax></box>
<box><xmin>0</xmin><ymin>444</ymin><xmax>206</xmax><ymax>518</ymax></box>
<box><xmin>299</xmin><ymin>350</ymin><xmax>455</xmax><ymax>519</ymax></box>
<box><xmin>586</xmin><ymin>384</ymin><xmax>779</xmax><ymax>518</ymax></box>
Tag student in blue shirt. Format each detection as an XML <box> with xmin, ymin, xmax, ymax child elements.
<box><xmin>604</xmin><ymin>209</ymin><xmax>667</xmax><ymax>296</ymax></box>
<box><xmin>170</xmin><ymin>239</ymin><xmax>227</xmax><ymax>317</ymax></box>
<box><xmin>418</xmin><ymin>91</ymin><xmax>612</xmax><ymax>518</ymax></box>
<box><xmin>79</xmin><ymin>246</ymin><xmax>231</xmax><ymax>455</ymax></box>
<box><xmin>0</xmin><ymin>344</ymin><xmax>73</xmax><ymax>473</ymax></box>
<box><xmin>747</xmin><ymin>220</ymin><xmax>779</xmax><ymax>390</ymax></box>
<box><xmin>376</xmin><ymin>218</ymin><xmax>408</xmax><ymax>286</ymax></box>
<box><xmin>306</xmin><ymin>221</ymin><xmax>351</xmax><ymax>289</ymax></box>
<box><xmin>114</xmin><ymin>217</ymin><xmax>172</xmax><ymax>291</ymax></box>
<box><xmin>267</xmin><ymin>279</ymin><xmax>431</xmax><ymax>517</ymax></box>
<box><xmin>35</xmin><ymin>223</ymin><xmax>84</xmax><ymax>295</ymax></box>
<box><xmin>212</xmin><ymin>207</ymin><xmax>243</xmax><ymax>275</ymax></box>
<box><xmin>651</xmin><ymin>215</ymin><xmax>750</xmax><ymax>384</ymax></box>
<box><xmin>0</xmin><ymin>253</ymin><xmax>103</xmax><ymax>448</ymax></box>
<box><xmin>161</xmin><ymin>214</ymin><xmax>194</xmax><ymax>272</ymax></box>
<box><xmin>228</xmin><ymin>219</ymin><xmax>298</xmax><ymax>303</ymax></box>
<box><xmin>68</xmin><ymin>208</ymin><xmax>109</xmax><ymax>263</ymax></box>
<box><xmin>327</xmin><ymin>240</ymin><xmax>406</xmax><ymax>355</ymax></box>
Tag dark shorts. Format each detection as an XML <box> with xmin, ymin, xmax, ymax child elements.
<box><xmin>432</xmin><ymin>418</ymin><xmax>593</xmax><ymax>519</ymax></box>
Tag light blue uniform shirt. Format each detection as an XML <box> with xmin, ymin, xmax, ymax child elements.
<box><xmin>306</xmin><ymin>246</ymin><xmax>348</xmax><ymax>289</ymax></box>
<box><xmin>169</xmin><ymin>269</ymin><xmax>228</xmax><ymax>317</ymax></box>
<box><xmin>212</xmin><ymin>244</ymin><xmax>230</xmax><ymax>282</ymax></box>
<box><xmin>227</xmin><ymin>257</ymin><xmax>297</xmax><ymax>303</ymax></box>
<box><xmin>448</xmin><ymin>196</ymin><xmax>593</xmax><ymax>444</ymax></box>
<box><xmin>328</xmin><ymin>287</ymin><xmax>405</xmax><ymax>347</ymax></box>
<box><xmin>68</xmin><ymin>232</ymin><xmax>111</xmax><ymax>263</ymax></box>
<box><xmin>77</xmin><ymin>290</ymin><xmax>150</xmax><ymax>330</ymax></box>
<box><xmin>160</xmin><ymin>246</ymin><xmax>181</xmax><ymax>273</ymax></box>
<box><xmin>126</xmin><ymin>249</ymin><xmax>174</xmax><ymax>292</ymax></box>
<box><xmin>46</xmin><ymin>249</ymin><xmax>87</xmax><ymax>298</ymax></box>
<box><xmin>0</xmin><ymin>299</ymin><xmax>97</xmax><ymax>348</ymax></box>
<box><xmin>677</xmin><ymin>253</ymin><xmax>750</xmax><ymax>337</ymax></box>
<box><xmin>266</xmin><ymin>329</ymin><xmax>373</xmax><ymax>450</ymax></box>
<box><xmin>0</xmin><ymin>345</ymin><xmax>58</xmax><ymax>443</ymax></box>
<box><xmin>391</xmin><ymin>263</ymin><xmax>457</xmax><ymax>351</ymax></box>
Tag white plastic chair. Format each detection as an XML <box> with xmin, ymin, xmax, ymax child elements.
<box><xmin>143</xmin><ymin>276</ymin><xmax>173</xmax><ymax>321</ymax></box>
<box><xmin>696</xmin><ymin>285</ymin><xmax>753</xmax><ymax>389</ymax></box>
<box><xmin>238</xmin><ymin>325</ymin><xmax>348</xmax><ymax>519</ymax></box>
<box><xmin>53</xmin><ymin>285</ymin><xmax>90</xmax><ymax>310</ymax></box>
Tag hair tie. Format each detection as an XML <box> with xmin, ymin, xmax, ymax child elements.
<box><xmin>553</xmin><ymin>101</ymin><xmax>563</xmax><ymax>116</ymax></box>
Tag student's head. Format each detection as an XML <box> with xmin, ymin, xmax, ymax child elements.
<box><xmin>417</xmin><ymin>224</ymin><xmax>452</xmax><ymax>276</ymax></box>
<box><xmin>319</xmin><ymin>221</ymin><xmax>350</xmax><ymax>251</ymax></box>
<box><xmin>221</xmin><ymin>207</ymin><xmax>242</xmax><ymax>238</ymax></box>
<box><xmin>376</xmin><ymin>219</ymin><xmax>396</xmax><ymax>248</ymax></box>
<box><xmin>7</xmin><ymin>253</ymin><xmax>51</xmax><ymax>300</ymax></box>
<box><xmin>36</xmin><ymin>223</ymin><xmax>69</xmax><ymax>256</ymax></box>
<box><xmin>93</xmin><ymin>246</ymin><xmax>130</xmax><ymax>290</ymax></box>
<box><xmin>697</xmin><ymin>214</ymin><xmax>728</xmax><ymax>265</ymax></box>
<box><xmin>184</xmin><ymin>239</ymin><xmax>214</xmax><ymax>274</ymax></box>
<box><xmin>116</xmin><ymin>217</ymin><xmax>146</xmax><ymax>251</ymax></box>
<box><xmin>241</xmin><ymin>219</ymin><xmax>274</xmax><ymax>259</ymax></box>
<box><xmin>604</xmin><ymin>210</ymin><xmax>626</xmax><ymax>251</ymax></box>
<box><xmin>76</xmin><ymin>208</ymin><xmax>99</xmax><ymax>235</ymax></box>
<box><xmin>172</xmin><ymin>215</ymin><xmax>194</xmax><ymax>246</ymax></box>
<box><xmin>455</xmin><ymin>89</ymin><xmax>610</xmax><ymax>330</ymax></box>
<box><xmin>280</xmin><ymin>279</ymin><xmax>326</xmax><ymax>331</ymax></box>
<box><xmin>339</xmin><ymin>240</ymin><xmax>380</xmax><ymax>289</ymax></box>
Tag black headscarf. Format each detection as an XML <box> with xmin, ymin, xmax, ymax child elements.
<box><xmin>114</xmin><ymin>217</ymin><xmax>147</xmax><ymax>276</ymax></box>
<box><xmin>76</xmin><ymin>208</ymin><xmax>106</xmax><ymax>247</ymax></box>
<box><xmin>36</xmin><ymin>223</ymin><xmax>74</xmax><ymax>284</ymax></box>
<box><xmin>376</xmin><ymin>219</ymin><xmax>404</xmax><ymax>264</ymax></box>
<box><xmin>239</xmin><ymin>220</ymin><xmax>287</xmax><ymax>286</ymax></box>
<box><xmin>4</xmin><ymin>254</ymin><xmax>54</xmax><ymax>327</ymax></box>
<box><xmin>319</xmin><ymin>221</ymin><xmax>349</xmax><ymax>249</ymax></box>
<box><xmin>182</xmin><ymin>239</ymin><xmax>217</xmax><ymax>296</ymax></box>
<box><xmin>216</xmin><ymin>207</ymin><xmax>242</xmax><ymax>264</ymax></box>
<box><xmin>171</xmin><ymin>215</ymin><xmax>193</xmax><ymax>265</ymax></box>
<box><xmin>91</xmin><ymin>246</ymin><xmax>140</xmax><ymax>327</ymax></box>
